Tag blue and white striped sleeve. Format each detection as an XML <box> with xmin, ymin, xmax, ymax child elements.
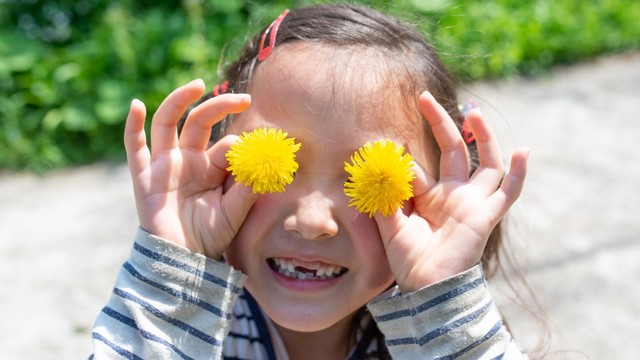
<box><xmin>91</xmin><ymin>228</ymin><xmax>247</xmax><ymax>360</ymax></box>
<box><xmin>367</xmin><ymin>264</ymin><xmax>527</xmax><ymax>360</ymax></box>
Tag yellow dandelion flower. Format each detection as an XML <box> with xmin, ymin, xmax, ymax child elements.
<box><xmin>344</xmin><ymin>140</ymin><xmax>414</xmax><ymax>217</ymax></box>
<box><xmin>226</xmin><ymin>128</ymin><xmax>301</xmax><ymax>194</ymax></box>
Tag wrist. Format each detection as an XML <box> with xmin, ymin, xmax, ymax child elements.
<box><xmin>396</xmin><ymin>262</ymin><xmax>481</xmax><ymax>293</ymax></box>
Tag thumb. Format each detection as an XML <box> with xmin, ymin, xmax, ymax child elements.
<box><xmin>374</xmin><ymin>208</ymin><xmax>408</xmax><ymax>248</ymax></box>
<box><xmin>219</xmin><ymin>181</ymin><xmax>258</xmax><ymax>236</ymax></box>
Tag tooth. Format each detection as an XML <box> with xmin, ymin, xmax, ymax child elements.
<box><xmin>326</xmin><ymin>266</ymin><xmax>335</xmax><ymax>277</ymax></box>
<box><xmin>316</xmin><ymin>267</ymin><xmax>325</xmax><ymax>277</ymax></box>
<box><xmin>287</xmin><ymin>262</ymin><xmax>295</xmax><ymax>273</ymax></box>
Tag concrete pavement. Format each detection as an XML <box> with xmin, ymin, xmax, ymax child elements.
<box><xmin>1</xmin><ymin>51</ymin><xmax>639</xmax><ymax>359</ymax></box>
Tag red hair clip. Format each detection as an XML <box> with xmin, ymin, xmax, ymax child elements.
<box><xmin>212</xmin><ymin>81</ymin><xmax>228</xmax><ymax>97</ymax></box>
<box><xmin>258</xmin><ymin>9</ymin><xmax>289</xmax><ymax>62</ymax></box>
<box><xmin>459</xmin><ymin>100</ymin><xmax>479</xmax><ymax>145</ymax></box>
<box><xmin>461</xmin><ymin>119</ymin><xmax>475</xmax><ymax>145</ymax></box>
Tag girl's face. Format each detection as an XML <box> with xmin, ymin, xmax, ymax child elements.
<box><xmin>224</xmin><ymin>43</ymin><xmax>432</xmax><ymax>333</ymax></box>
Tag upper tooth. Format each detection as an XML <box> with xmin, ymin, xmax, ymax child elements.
<box><xmin>272</xmin><ymin>258</ymin><xmax>345</xmax><ymax>279</ymax></box>
<box><xmin>325</xmin><ymin>266</ymin><xmax>335</xmax><ymax>277</ymax></box>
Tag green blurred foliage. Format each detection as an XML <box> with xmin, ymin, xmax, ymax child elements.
<box><xmin>419</xmin><ymin>0</ymin><xmax>640</xmax><ymax>79</ymax></box>
<box><xmin>1</xmin><ymin>0</ymin><xmax>639</xmax><ymax>172</ymax></box>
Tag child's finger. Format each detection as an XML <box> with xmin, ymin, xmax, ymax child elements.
<box><xmin>124</xmin><ymin>99</ymin><xmax>151</xmax><ymax>179</ymax></box>
<box><xmin>179</xmin><ymin>94</ymin><xmax>251</xmax><ymax>152</ymax></box>
<box><xmin>466</xmin><ymin>108</ymin><xmax>505</xmax><ymax>193</ymax></box>
<box><xmin>206</xmin><ymin>134</ymin><xmax>241</xmax><ymax>187</ymax></box>
<box><xmin>373</xmin><ymin>207</ymin><xmax>408</xmax><ymax>248</ymax></box>
<box><xmin>219</xmin><ymin>180</ymin><xmax>258</xmax><ymax>236</ymax></box>
<box><xmin>410</xmin><ymin>161</ymin><xmax>437</xmax><ymax>199</ymax></box>
<box><xmin>487</xmin><ymin>148</ymin><xmax>529</xmax><ymax>218</ymax></box>
<box><xmin>150</xmin><ymin>79</ymin><xmax>206</xmax><ymax>157</ymax></box>
<box><xmin>418</xmin><ymin>92</ymin><xmax>469</xmax><ymax>181</ymax></box>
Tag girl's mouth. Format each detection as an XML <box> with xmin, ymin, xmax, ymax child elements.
<box><xmin>267</xmin><ymin>257</ymin><xmax>348</xmax><ymax>281</ymax></box>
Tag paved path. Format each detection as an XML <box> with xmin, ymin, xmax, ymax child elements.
<box><xmin>466</xmin><ymin>51</ymin><xmax>640</xmax><ymax>360</ymax></box>
<box><xmin>1</xmin><ymin>52</ymin><xmax>638</xmax><ymax>359</ymax></box>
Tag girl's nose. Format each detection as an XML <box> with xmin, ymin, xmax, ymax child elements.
<box><xmin>283</xmin><ymin>191</ymin><xmax>338</xmax><ymax>240</ymax></box>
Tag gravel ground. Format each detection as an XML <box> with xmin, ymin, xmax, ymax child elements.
<box><xmin>1</xmin><ymin>52</ymin><xmax>638</xmax><ymax>359</ymax></box>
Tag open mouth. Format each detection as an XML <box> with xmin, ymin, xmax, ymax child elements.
<box><xmin>267</xmin><ymin>257</ymin><xmax>348</xmax><ymax>281</ymax></box>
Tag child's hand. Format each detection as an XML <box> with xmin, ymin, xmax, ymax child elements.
<box><xmin>124</xmin><ymin>79</ymin><xmax>254</xmax><ymax>259</ymax></box>
<box><xmin>375</xmin><ymin>92</ymin><xmax>529</xmax><ymax>292</ymax></box>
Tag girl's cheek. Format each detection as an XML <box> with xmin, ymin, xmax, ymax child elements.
<box><xmin>347</xmin><ymin>211</ymin><xmax>386</xmax><ymax>251</ymax></box>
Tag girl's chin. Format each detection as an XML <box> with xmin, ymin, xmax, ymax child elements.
<box><xmin>266</xmin><ymin>305</ymin><xmax>357</xmax><ymax>334</ymax></box>
<box><xmin>246</xmin><ymin>286</ymin><xmax>358</xmax><ymax>333</ymax></box>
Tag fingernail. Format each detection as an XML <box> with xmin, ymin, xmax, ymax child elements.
<box><xmin>228</xmin><ymin>93</ymin><xmax>251</xmax><ymax>103</ymax></box>
<box><xmin>421</xmin><ymin>91</ymin><xmax>434</xmax><ymax>100</ymax></box>
<box><xmin>187</xmin><ymin>78</ymin><xmax>204</xmax><ymax>87</ymax></box>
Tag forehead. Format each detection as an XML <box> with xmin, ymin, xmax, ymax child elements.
<box><xmin>231</xmin><ymin>42</ymin><xmax>429</xmax><ymax>159</ymax></box>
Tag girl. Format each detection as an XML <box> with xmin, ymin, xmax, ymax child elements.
<box><xmin>92</xmin><ymin>4</ymin><xmax>529</xmax><ymax>359</ymax></box>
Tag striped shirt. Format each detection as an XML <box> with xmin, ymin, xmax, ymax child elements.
<box><xmin>91</xmin><ymin>229</ymin><xmax>526</xmax><ymax>359</ymax></box>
